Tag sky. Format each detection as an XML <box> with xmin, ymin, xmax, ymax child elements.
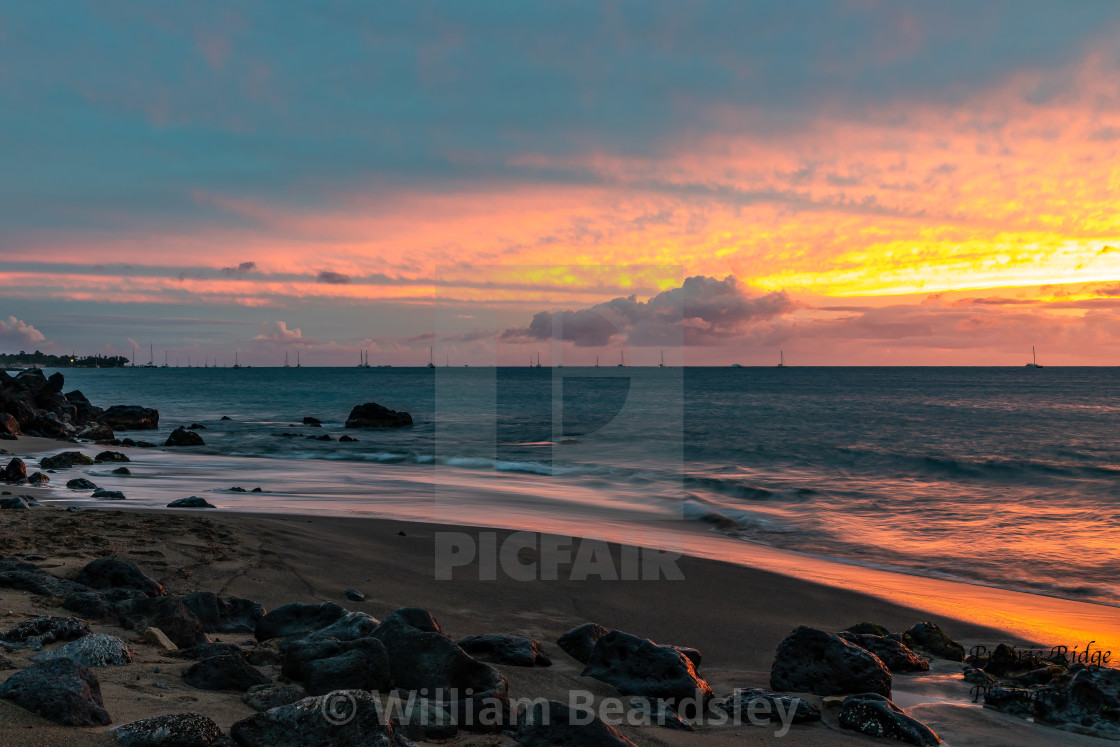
<box><xmin>3</xmin><ymin>1</ymin><xmax>1120</xmax><ymax>366</ymax></box>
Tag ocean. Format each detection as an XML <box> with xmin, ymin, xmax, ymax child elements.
<box><xmin>34</xmin><ymin>365</ymin><xmax>1120</xmax><ymax>608</ymax></box>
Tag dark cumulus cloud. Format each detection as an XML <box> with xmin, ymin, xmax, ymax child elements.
<box><xmin>503</xmin><ymin>275</ymin><xmax>796</xmax><ymax>347</ymax></box>
<box><xmin>317</xmin><ymin>270</ymin><xmax>351</xmax><ymax>284</ymax></box>
<box><xmin>220</xmin><ymin>261</ymin><xmax>257</xmax><ymax>277</ymax></box>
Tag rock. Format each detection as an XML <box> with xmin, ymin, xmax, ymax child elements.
<box><xmin>300</xmin><ymin>611</ymin><xmax>380</xmax><ymax>643</ymax></box>
<box><xmin>627</xmin><ymin>697</ymin><xmax>693</xmax><ymax>730</ymax></box>
<box><xmin>229</xmin><ymin>486</ymin><xmax>246</xmax><ymax>492</ymax></box>
<box><xmin>1031</xmin><ymin>666</ymin><xmax>1120</xmax><ymax>737</ymax></box>
<box><xmin>75</xmin><ymin>557</ymin><xmax>164</xmax><ymax>596</ymax></box>
<box><xmin>112</xmin><ymin>466</ymin><xmax>131</xmax><ymax>475</ymax></box>
<box><xmin>903</xmin><ymin>622</ymin><xmax>965</xmax><ymax>662</ymax></box>
<box><xmin>3</xmin><ymin>457</ymin><xmax>26</xmax><ymax>482</ymax></box>
<box><xmin>0</xmin><ymin>657</ymin><xmax>111</xmax><ymax>726</ymax></box>
<box><xmin>846</xmin><ymin>622</ymin><xmax>894</xmax><ymax>637</ymax></box>
<box><xmin>115</xmin><ymin>597</ymin><xmax>209</xmax><ymax>648</ymax></box>
<box><xmin>36</xmin><ymin>633</ymin><xmax>133</xmax><ymax>667</ymax></box>
<box><xmin>344</xmin><ymin>588</ymin><xmax>365</xmax><ymax>602</ymax></box>
<box><xmin>220</xmin><ymin>415</ymin><xmax>232</xmax><ymax>420</ymax></box>
<box><xmin>515</xmin><ymin>699</ymin><xmax>638</xmax><ymax>746</ymax></box>
<box><xmin>302</xmin><ymin>416</ymin><xmax>322</xmax><ymax>425</ymax></box>
<box><xmin>718</xmin><ymin>688</ymin><xmax>822</xmax><ymax>723</ymax></box>
<box><xmin>396</xmin><ymin>697</ymin><xmax>457</xmax><ymax>741</ymax></box>
<box><xmin>141</xmin><ymin>627</ymin><xmax>179</xmax><ymax>652</ymax></box>
<box><xmin>168</xmin><ymin>496</ymin><xmax>215</xmax><ymax>508</ymax></box>
<box><xmin>97</xmin><ymin>405</ymin><xmax>159</xmax><ymax>430</ymax></box>
<box><xmin>95</xmin><ymin>450</ymin><xmax>130</xmax><ymax>463</ymax></box>
<box><xmin>838</xmin><ymin>693</ymin><xmax>941</xmax><ymax>745</ymax></box>
<box><xmin>770</xmin><ymin>626</ymin><xmax>892</xmax><ymax>697</ymax></box>
<box><xmin>63</xmin><ymin>588</ymin><xmax>147</xmax><ymax>621</ymax></box>
<box><xmin>307</xmin><ymin>433</ymin><xmax>332</xmax><ymax>441</ymax></box>
<box><xmin>280</xmin><ymin>637</ymin><xmax>385</xmax><ymax>680</ymax></box>
<box><xmin>230</xmin><ymin>690</ymin><xmax>398</xmax><ymax>747</ymax></box>
<box><xmin>77</xmin><ymin>423</ymin><xmax>115</xmax><ymax>441</ymax></box>
<box><xmin>254</xmin><ymin>601</ymin><xmax>348</xmax><ymax>641</ymax></box>
<box><xmin>181</xmin><ymin>592</ymin><xmax>266</xmax><ymax>634</ymax></box>
<box><xmin>0</xmin><ymin>559</ymin><xmax>89</xmax><ymax>597</ymax></box>
<box><xmin>182</xmin><ymin>654</ymin><xmax>270</xmax><ymax>691</ymax></box>
<box><xmin>1</xmin><ymin>616</ymin><xmax>91</xmax><ymax>648</ymax></box>
<box><xmin>166</xmin><ymin>426</ymin><xmax>205</xmax><ymax>446</ymax></box>
<box><xmin>67</xmin><ymin>477</ymin><xmax>98</xmax><ymax>489</ymax></box>
<box><xmin>558</xmin><ymin>622</ymin><xmax>608</xmax><ymax>664</ymax></box>
<box><xmin>458</xmin><ymin>633</ymin><xmax>552</xmax><ymax>666</ymax></box>
<box><xmin>40</xmin><ymin>450</ymin><xmax>95</xmax><ymax>469</ymax></box>
<box><xmin>373</xmin><ymin>607</ymin><xmax>510</xmax><ymax>729</ymax></box>
<box><xmin>304</xmin><ymin>644</ymin><xmax>391</xmax><ymax>696</ymax></box>
<box><xmin>344</xmin><ymin>402</ymin><xmax>413</xmax><ymax>428</ymax></box>
<box><xmin>176</xmin><ymin>642</ymin><xmax>247</xmax><ymax>661</ymax></box>
<box><xmin>113</xmin><ymin>712</ymin><xmax>227</xmax><ymax>746</ymax></box>
<box><xmin>188</xmin><ymin>423</ymin><xmax>207</xmax><ymax>430</ymax></box>
<box><xmin>65</xmin><ymin>389</ymin><xmax>101</xmax><ymax>425</ymax></box>
<box><xmin>251</xmin><ymin>486</ymin><xmax>262</xmax><ymax>492</ymax></box>
<box><xmin>92</xmin><ymin>488</ymin><xmax>127</xmax><ymax>499</ymax></box>
<box><xmin>581</xmin><ymin>630</ymin><xmax>713</xmax><ymax>703</ymax></box>
<box><xmin>0</xmin><ymin>653</ymin><xmax>14</xmax><ymax>669</ymax></box>
<box><xmin>242</xmin><ymin>683</ymin><xmax>307</xmax><ymax>712</ymax></box>
<box><xmin>0</xmin><ymin>412</ymin><xmax>20</xmax><ymax>436</ymax></box>
<box><xmin>28</xmin><ymin>471</ymin><xmax>49</xmax><ymax>484</ymax></box>
<box><xmin>338</xmin><ymin>435</ymin><xmax>358</xmax><ymax>442</ymax></box>
<box><xmin>837</xmin><ymin>631</ymin><xmax>930</xmax><ymax>673</ymax></box>
<box><xmin>0</xmin><ymin>495</ymin><xmax>30</xmax><ymax>509</ymax></box>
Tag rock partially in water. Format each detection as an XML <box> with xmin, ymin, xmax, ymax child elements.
<box><xmin>0</xmin><ymin>657</ymin><xmax>111</xmax><ymax>726</ymax></box>
<box><xmin>770</xmin><ymin>626</ymin><xmax>892</xmax><ymax>697</ymax></box>
<box><xmin>166</xmin><ymin>426</ymin><xmax>205</xmax><ymax>447</ymax></box>
<box><xmin>112</xmin><ymin>466</ymin><xmax>131</xmax><ymax>475</ymax></box>
<box><xmin>3</xmin><ymin>457</ymin><xmax>26</xmax><ymax>482</ymax></box>
<box><xmin>113</xmin><ymin>712</ymin><xmax>226</xmax><ymax>746</ymax></box>
<box><xmin>67</xmin><ymin>477</ymin><xmax>98</xmax><ymax>490</ymax></box>
<box><xmin>254</xmin><ymin>601</ymin><xmax>348</xmax><ymax>641</ymax></box>
<box><xmin>838</xmin><ymin>692</ymin><xmax>941</xmax><ymax>745</ymax></box>
<box><xmin>182</xmin><ymin>654</ymin><xmax>270</xmax><ymax>692</ymax></box>
<box><xmin>27</xmin><ymin>471</ymin><xmax>49</xmax><ymax>484</ymax></box>
<box><xmin>582</xmin><ymin>629</ymin><xmax>713</xmax><ymax>703</ymax></box>
<box><xmin>230</xmin><ymin>691</ymin><xmax>398</xmax><ymax>747</ymax></box>
<box><xmin>36</xmin><ymin>633</ymin><xmax>133</xmax><ymax>667</ymax></box>
<box><xmin>344</xmin><ymin>401</ymin><xmax>413</xmax><ymax>428</ymax></box>
<box><xmin>91</xmin><ymin>488</ymin><xmax>127</xmax><ymax>500</ymax></box>
<box><xmin>559</xmin><ymin>623</ymin><xmax>609</xmax><ymax>661</ymax></box>
<box><xmin>515</xmin><ymin>699</ymin><xmax>638</xmax><ymax>746</ymax></box>
<box><xmin>167</xmin><ymin>496</ymin><xmax>215</xmax><ymax>508</ymax></box>
<box><xmin>40</xmin><ymin>451</ymin><xmax>95</xmax><ymax>469</ymax></box>
<box><xmin>97</xmin><ymin>405</ymin><xmax>159</xmax><ymax>430</ymax></box>
<box><xmin>75</xmin><ymin>557</ymin><xmax>164</xmax><ymax>596</ymax></box>
<box><xmin>904</xmin><ymin>622</ymin><xmax>965</xmax><ymax>662</ymax></box>
<box><xmin>95</xmin><ymin>450</ymin><xmax>130</xmax><ymax>463</ymax></box>
<box><xmin>77</xmin><ymin>423</ymin><xmax>114</xmax><ymax>441</ymax></box>
<box><xmin>0</xmin><ymin>495</ymin><xmax>30</xmax><ymax>509</ymax></box>
<box><xmin>458</xmin><ymin>633</ymin><xmax>552</xmax><ymax>667</ymax></box>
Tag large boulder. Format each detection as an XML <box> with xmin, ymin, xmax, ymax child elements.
<box><xmin>182</xmin><ymin>654</ymin><xmax>270</xmax><ymax>691</ymax></box>
<box><xmin>0</xmin><ymin>657</ymin><xmax>111</xmax><ymax>726</ymax></box>
<box><xmin>903</xmin><ymin>622</ymin><xmax>965</xmax><ymax>662</ymax></box>
<box><xmin>581</xmin><ymin>630</ymin><xmax>713</xmax><ymax>703</ymax></box>
<box><xmin>166</xmin><ymin>426</ymin><xmax>205</xmax><ymax>446</ymax></box>
<box><xmin>770</xmin><ymin>626</ymin><xmax>892</xmax><ymax>697</ymax></box>
<box><xmin>299</xmin><ymin>611</ymin><xmax>380</xmax><ymax>643</ymax></box>
<box><xmin>66</xmin><ymin>390</ymin><xmax>102</xmax><ymax>426</ymax></box>
<box><xmin>515</xmin><ymin>700</ymin><xmax>638</xmax><ymax>746</ymax></box>
<box><xmin>78</xmin><ymin>423</ymin><xmax>114</xmax><ymax>441</ymax></box>
<box><xmin>74</xmin><ymin>558</ymin><xmax>164</xmax><ymax>597</ymax></box>
<box><xmin>1</xmin><ymin>616</ymin><xmax>91</xmax><ymax>649</ymax></box>
<box><xmin>303</xmin><ymin>644</ymin><xmax>392</xmax><ymax>696</ymax></box>
<box><xmin>717</xmin><ymin>688</ymin><xmax>822</xmax><ymax>724</ymax></box>
<box><xmin>39</xmin><ymin>451</ymin><xmax>95</xmax><ymax>470</ymax></box>
<box><xmin>558</xmin><ymin>623</ymin><xmax>607</xmax><ymax>663</ymax></box>
<box><xmin>458</xmin><ymin>633</ymin><xmax>552</xmax><ymax>667</ymax></box>
<box><xmin>95</xmin><ymin>450</ymin><xmax>130</xmax><ymax>463</ymax></box>
<box><xmin>97</xmin><ymin>405</ymin><xmax>159</xmax><ymax>430</ymax></box>
<box><xmin>181</xmin><ymin>592</ymin><xmax>265</xmax><ymax>634</ymax></box>
<box><xmin>0</xmin><ymin>495</ymin><xmax>30</xmax><ymax>509</ymax></box>
<box><xmin>115</xmin><ymin>597</ymin><xmax>209</xmax><ymax>648</ymax></box>
<box><xmin>35</xmin><ymin>633</ymin><xmax>133</xmax><ymax>667</ymax></box>
<box><xmin>344</xmin><ymin>402</ymin><xmax>413</xmax><ymax>428</ymax></box>
<box><xmin>3</xmin><ymin>457</ymin><xmax>26</xmax><ymax>482</ymax></box>
<box><xmin>254</xmin><ymin>601</ymin><xmax>348</xmax><ymax>641</ymax></box>
<box><xmin>229</xmin><ymin>691</ymin><xmax>398</xmax><ymax>747</ymax></box>
<box><xmin>242</xmin><ymin>683</ymin><xmax>308</xmax><ymax>712</ymax></box>
<box><xmin>1030</xmin><ymin>666</ymin><xmax>1120</xmax><ymax>738</ymax></box>
<box><xmin>0</xmin><ymin>413</ymin><xmax>20</xmax><ymax>436</ymax></box>
<box><xmin>62</xmin><ymin>588</ymin><xmax>146</xmax><ymax>621</ymax></box>
<box><xmin>113</xmin><ymin>713</ymin><xmax>227</xmax><ymax>747</ymax></box>
<box><xmin>67</xmin><ymin>477</ymin><xmax>99</xmax><ymax>490</ymax></box>
<box><xmin>167</xmin><ymin>496</ymin><xmax>215</xmax><ymax>508</ymax></box>
<box><xmin>838</xmin><ymin>693</ymin><xmax>941</xmax><ymax>745</ymax></box>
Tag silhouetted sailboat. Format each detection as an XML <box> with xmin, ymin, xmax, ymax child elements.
<box><xmin>233</xmin><ymin>351</ymin><xmax>241</xmax><ymax>369</ymax></box>
<box><xmin>296</xmin><ymin>351</ymin><xmax>302</xmax><ymax>368</ymax></box>
<box><xmin>427</xmin><ymin>346</ymin><xmax>435</xmax><ymax>369</ymax></box>
<box><xmin>594</xmin><ymin>355</ymin><xmax>599</xmax><ymax>368</ymax></box>
<box><xmin>659</xmin><ymin>350</ymin><xmax>666</xmax><ymax>368</ymax></box>
<box><xmin>534</xmin><ymin>353</ymin><xmax>542</xmax><ymax>369</ymax></box>
<box><xmin>618</xmin><ymin>350</ymin><xmax>625</xmax><ymax>367</ymax></box>
<box><xmin>284</xmin><ymin>352</ymin><xmax>290</xmax><ymax>368</ymax></box>
<box><xmin>1026</xmin><ymin>346</ymin><xmax>1043</xmax><ymax>368</ymax></box>
<box><xmin>777</xmin><ymin>350</ymin><xmax>785</xmax><ymax>368</ymax></box>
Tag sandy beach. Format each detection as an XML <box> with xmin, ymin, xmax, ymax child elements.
<box><xmin>2</xmin><ymin>443</ymin><xmax>1114</xmax><ymax>747</ymax></box>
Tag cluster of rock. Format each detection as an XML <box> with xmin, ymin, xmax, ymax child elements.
<box><xmin>966</xmin><ymin>642</ymin><xmax>1120</xmax><ymax>738</ymax></box>
<box><xmin>0</xmin><ymin>368</ymin><xmax>158</xmax><ymax>441</ymax></box>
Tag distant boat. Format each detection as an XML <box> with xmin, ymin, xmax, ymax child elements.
<box><xmin>427</xmin><ymin>346</ymin><xmax>435</xmax><ymax>369</ymax></box>
<box><xmin>1026</xmin><ymin>346</ymin><xmax>1043</xmax><ymax>368</ymax></box>
<box><xmin>233</xmin><ymin>351</ymin><xmax>241</xmax><ymax>369</ymax></box>
<box><xmin>284</xmin><ymin>352</ymin><xmax>290</xmax><ymax>368</ymax></box>
<box><xmin>777</xmin><ymin>350</ymin><xmax>785</xmax><ymax>368</ymax></box>
<box><xmin>161</xmin><ymin>351</ymin><xmax>169</xmax><ymax>369</ymax></box>
<box><xmin>595</xmin><ymin>355</ymin><xmax>599</xmax><ymax>368</ymax></box>
<box><xmin>618</xmin><ymin>350</ymin><xmax>625</xmax><ymax>367</ymax></box>
<box><xmin>296</xmin><ymin>351</ymin><xmax>302</xmax><ymax>368</ymax></box>
<box><xmin>659</xmin><ymin>350</ymin><xmax>666</xmax><ymax>368</ymax></box>
<box><xmin>534</xmin><ymin>352</ymin><xmax>542</xmax><ymax>369</ymax></box>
